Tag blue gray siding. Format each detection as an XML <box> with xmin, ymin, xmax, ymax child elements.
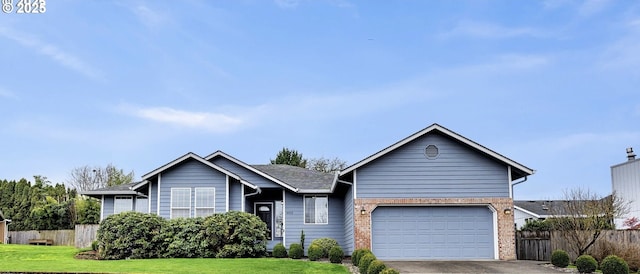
<box><xmin>102</xmin><ymin>196</ymin><xmax>114</xmax><ymax>218</ymax></box>
<box><xmin>229</xmin><ymin>181</ymin><xmax>243</xmax><ymax>211</ymax></box>
<box><xmin>342</xmin><ymin>186</ymin><xmax>354</xmax><ymax>254</ymax></box>
<box><xmin>159</xmin><ymin>159</ymin><xmax>227</xmax><ymax>218</ymax></box>
<box><xmin>356</xmin><ymin>133</ymin><xmax>509</xmax><ymax>198</ymax></box>
<box><xmin>284</xmin><ymin>191</ymin><xmax>345</xmax><ymax>252</ymax></box>
<box><xmin>210</xmin><ymin>158</ymin><xmax>284</xmax><ymax>189</ymax></box>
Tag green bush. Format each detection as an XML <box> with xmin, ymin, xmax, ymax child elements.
<box><xmin>380</xmin><ymin>268</ymin><xmax>400</xmax><ymax>274</ymax></box>
<box><xmin>367</xmin><ymin>259</ymin><xmax>386</xmax><ymax>274</ymax></box>
<box><xmin>203</xmin><ymin>211</ymin><xmax>268</xmax><ymax>258</ymax></box>
<box><xmin>329</xmin><ymin>245</ymin><xmax>344</xmax><ymax>263</ymax></box>
<box><xmin>310</xmin><ymin>237</ymin><xmax>339</xmax><ymax>258</ymax></box>
<box><xmin>97</xmin><ymin>211</ymin><xmax>166</xmax><ymax>260</ymax></box>
<box><xmin>273</xmin><ymin>243</ymin><xmax>287</xmax><ymax>258</ymax></box>
<box><xmin>352</xmin><ymin>248</ymin><xmax>371</xmax><ymax>266</ymax></box>
<box><xmin>157</xmin><ymin>217</ymin><xmax>209</xmax><ymax>258</ymax></box>
<box><xmin>576</xmin><ymin>254</ymin><xmax>598</xmax><ymax>273</ymax></box>
<box><xmin>90</xmin><ymin>240</ymin><xmax>98</xmax><ymax>251</ymax></box>
<box><xmin>601</xmin><ymin>255</ymin><xmax>629</xmax><ymax>274</ymax></box>
<box><xmin>551</xmin><ymin>249</ymin><xmax>570</xmax><ymax>268</ymax></box>
<box><xmin>308</xmin><ymin>244</ymin><xmax>323</xmax><ymax>261</ymax></box>
<box><xmin>289</xmin><ymin>243</ymin><xmax>304</xmax><ymax>259</ymax></box>
<box><xmin>358</xmin><ymin>253</ymin><xmax>377</xmax><ymax>274</ymax></box>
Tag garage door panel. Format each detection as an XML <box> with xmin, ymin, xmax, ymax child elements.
<box><xmin>372</xmin><ymin>206</ymin><xmax>494</xmax><ymax>260</ymax></box>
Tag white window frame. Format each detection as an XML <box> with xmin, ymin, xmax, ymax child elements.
<box><xmin>114</xmin><ymin>196</ymin><xmax>133</xmax><ymax>214</ymax></box>
<box><xmin>195</xmin><ymin>187</ymin><xmax>216</xmax><ymax>217</ymax></box>
<box><xmin>171</xmin><ymin>188</ymin><xmax>191</xmax><ymax>219</ymax></box>
<box><xmin>303</xmin><ymin>195</ymin><xmax>328</xmax><ymax>224</ymax></box>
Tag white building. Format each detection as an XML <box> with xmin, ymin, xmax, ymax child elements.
<box><xmin>611</xmin><ymin>148</ymin><xmax>640</xmax><ymax>229</ymax></box>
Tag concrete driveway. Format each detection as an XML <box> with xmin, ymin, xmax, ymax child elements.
<box><xmin>383</xmin><ymin>260</ymin><xmax>569</xmax><ymax>273</ymax></box>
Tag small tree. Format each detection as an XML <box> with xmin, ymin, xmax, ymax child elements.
<box><xmin>623</xmin><ymin>217</ymin><xmax>640</xmax><ymax>229</ymax></box>
<box><xmin>270</xmin><ymin>148</ymin><xmax>307</xmax><ymax>168</ymax></box>
<box><xmin>68</xmin><ymin>164</ymin><xmax>135</xmax><ymax>191</ymax></box>
<box><xmin>551</xmin><ymin>188</ymin><xmax>629</xmax><ymax>256</ymax></box>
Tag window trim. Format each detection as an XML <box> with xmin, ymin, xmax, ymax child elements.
<box><xmin>170</xmin><ymin>188</ymin><xmax>191</xmax><ymax>219</ymax></box>
<box><xmin>303</xmin><ymin>195</ymin><xmax>329</xmax><ymax>225</ymax></box>
<box><xmin>194</xmin><ymin>187</ymin><xmax>216</xmax><ymax>217</ymax></box>
<box><xmin>114</xmin><ymin>196</ymin><xmax>133</xmax><ymax>214</ymax></box>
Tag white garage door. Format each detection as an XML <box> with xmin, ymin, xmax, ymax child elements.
<box><xmin>371</xmin><ymin>206</ymin><xmax>495</xmax><ymax>260</ymax></box>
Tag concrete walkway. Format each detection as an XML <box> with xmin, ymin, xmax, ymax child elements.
<box><xmin>383</xmin><ymin>260</ymin><xmax>571</xmax><ymax>273</ymax></box>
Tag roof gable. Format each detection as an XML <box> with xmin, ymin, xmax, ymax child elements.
<box><xmin>340</xmin><ymin>123</ymin><xmax>534</xmax><ymax>180</ymax></box>
<box><xmin>142</xmin><ymin>152</ymin><xmax>240</xmax><ymax>181</ymax></box>
<box><xmin>205</xmin><ymin>151</ymin><xmax>298</xmax><ymax>192</ymax></box>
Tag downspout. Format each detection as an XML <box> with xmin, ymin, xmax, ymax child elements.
<box><xmin>511</xmin><ymin>176</ymin><xmax>528</xmax><ymax>199</ymax></box>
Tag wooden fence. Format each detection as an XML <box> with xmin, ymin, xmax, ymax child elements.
<box><xmin>7</xmin><ymin>224</ymin><xmax>99</xmax><ymax>248</ymax></box>
<box><xmin>517</xmin><ymin>230</ymin><xmax>640</xmax><ymax>261</ymax></box>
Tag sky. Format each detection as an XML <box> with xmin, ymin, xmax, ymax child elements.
<box><xmin>1</xmin><ymin>0</ymin><xmax>639</xmax><ymax>201</ymax></box>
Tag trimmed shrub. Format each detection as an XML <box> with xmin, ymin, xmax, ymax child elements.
<box><xmin>329</xmin><ymin>245</ymin><xmax>344</xmax><ymax>263</ymax></box>
<box><xmin>590</xmin><ymin>240</ymin><xmax>640</xmax><ymax>272</ymax></box>
<box><xmin>289</xmin><ymin>243</ymin><xmax>304</xmax><ymax>259</ymax></box>
<box><xmin>157</xmin><ymin>217</ymin><xmax>209</xmax><ymax>258</ymax></box>
<box><xmin>551</xmin><ymin>249</ymin><xmax>570</xmax><ymax>268</ymax></box>
<box><xmin>601</xmin><ymin>255</ymin><xmax>629</xmax><ymax>274</ymax></box>
<box><xmin>97</xmin><ymin>211</ymin><xmax>165</xmax><ymax>260</ymax></box>
<box><xmin>91</xmin><ymin>240</ymin><xmax>98</xmax><ymax>251</ymax></box>
<box><xmin>576</xmin><ymin>254</ymin><xmax>598</xmax><ymax>273</ymax></box>
<box><xmin>380</xmin><ymin>268</ymin><xmax>400</xmax><ymax>274</ymax></box>
<box><xmin>203</xmin><ymin>211</ymin><xmax>268</xmax><ymax>258</ymax></box>
<box><xmin>367</xmin><ymin>259</ymin><xmax>386</xmax><ymax>274</ymax></box>
<box><xmin>310</xmin><ymin>237</ymin><xmax>339</xmax><ymax>258</ymax></box>
<box><xmin>352</xmin><ymin>248</ymin><xmax>372</xmax><ymax>266</ymax></box>
<box><xmin>358</xmin><ymin>253</ymin><xmax>377</xmax><ymax>274</ymax></box>
<box><xmin>308</xmin><ymin>244</ymin><xmax>323</xmax><ymax>261</ymax></box>
<box><xmin>273</xmin><ymin>243</ymin><xmax>287</xmax><ymax>258</ymax></box>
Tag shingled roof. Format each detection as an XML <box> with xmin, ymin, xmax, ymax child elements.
<box><xmin>251</xmin><ymin>164</ymin><xmax>336</xmax><ymax>192</ymax></box>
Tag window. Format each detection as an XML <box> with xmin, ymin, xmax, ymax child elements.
<box><xmin>171</xmin><ymin>188</ymin><xmax>191</xmax><ymax>218</ymax></box>
<box><xmin>304</xmin><ymin>195</ymin><xmax>328</xmax><ymax>224</ymax></box>
<box><xmin>136</xmin><ymin>197</ymin><xmax>148</xmax><ymax>213</ymax></box>
<box><xmin>275</xmin><ymin>201</ymin><xmax>284</xmax><ymax>237</ymax></box>
<box><xmin>114</xmin><ymin>196</ymin><xmax>133</xmax><ymax>214</ymax></box>
<box><xmin>195</xmin><ymin>188</ymin><xmax>215</xmax><ymax>217</ymax></box>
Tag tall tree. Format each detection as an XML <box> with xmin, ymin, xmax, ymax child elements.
<box><xmin>67</xmin><ymin>164</ymin><xmax>135</xmax><ymax>191</ymax></box>
<box><xmin>307</xmin><ymin>157</ymin><xmax>347</xmax><ymax>173</ymax></box>
<box><xmin>270</xmin><ymin>148</ymin><xmax>307</xmax><ymax>168</ymax></box>
<box><xmin>551</xmin><ymin>188</ymin><xmax>629</xmax><ymax>256</ymax></box>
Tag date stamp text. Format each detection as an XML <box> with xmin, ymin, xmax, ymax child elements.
<box><xmin>3</xmin><ymin>0</ymin><xmax>46</xmax><ymax>14</ymax></box>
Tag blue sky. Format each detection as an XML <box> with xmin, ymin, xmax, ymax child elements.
<box><xmin>1</xmin><ymin>0</ymin><xmax>639</xmax><ymax>200</ymax></box>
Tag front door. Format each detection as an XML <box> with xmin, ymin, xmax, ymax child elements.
<box><xmin>255</xmin><ymin>202</ymin><xmax>273</xmax><ymax>240</ymax></box>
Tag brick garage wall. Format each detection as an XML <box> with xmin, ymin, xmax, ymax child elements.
<box><xmin>354</xmin><ymin>197</ymin><xmax>515</xmax><ymax>260</ymax></box>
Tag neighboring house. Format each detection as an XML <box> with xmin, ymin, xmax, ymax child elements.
<box><xmin>81</xmin><ymin>123</ymin><xmax>534</xmax><ymax>260</ymax></box>
<box><xmin>0</xmin><ymin>209</ymin><xmax>9</xmax><ymax>244</ymax></box>
<box><xmin>514</xmin><ymin>200</ymin><xmax>562</xmax><ymax>229</ymax></box>
<box><xmin>612</xmin><ymin>147</ymin><xmax>640</xmax><ymax>228</ymax></box>
<box><xmin>514</xmin><ymin>199</ymin><xmax>614</xmax><ymax>230</ymax></box>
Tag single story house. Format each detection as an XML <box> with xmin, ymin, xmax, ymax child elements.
<box><xmin>514</xmin><ymin>200</ymin><xmax>557</xmax><ymax>229</ymax></box>
<box><xmin>82</xmin><ymin>123</ymin><xmax>534</xmax><ymax>260</ymax></box>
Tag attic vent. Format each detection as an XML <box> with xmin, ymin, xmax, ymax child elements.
<box><xmin>425</xmin><ymin>145</ymin><xmax>439</xmax><ymax>159</ymax></box>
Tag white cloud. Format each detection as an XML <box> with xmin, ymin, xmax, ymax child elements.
<box><xmin>0</xmin><ymin>27</ymin><xmax>103</xmax><ymax>80</ymax></box>
<box><xmin>599</xmin><ymin>18</ymin><xmax>640</xmax><ymax>73</ymax></box>
<box><xmin>131</xmin><ymin>4</ymin><xmax>168</xmax><ymax>27</ymax></box>
<box><xmin>0</xmin><ymin>87</ymin><xmax>17</xmax><ymax>99</ymax></box>
<box><xmin>274</xmin><ymin>0</ymin><xmax>300</xmax><ymax>9</ymax></box>
<box><xmin>441</xmin><ymin>20</ymin><xmax>547</xmax><ymax>39</ymax></box>
<box><xmin>579</xmin><ymin>0</ymin><xmax>611</xmax><ymax>17</ymax></box>
<box><xmin>124</xmin><ymin>105</ymin><xmax>245</xmax><ymax>134</ymax></box>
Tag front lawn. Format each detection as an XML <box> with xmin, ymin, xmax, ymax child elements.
<box><xmin>0</xmin><ymin>244</ymin><xmax>350</xmax><ymax>274</ymax></box>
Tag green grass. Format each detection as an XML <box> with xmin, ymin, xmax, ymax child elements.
<box><xmin>0</xmin><ymin>244</ymin><xmax>349</xmax><ymax>273</ymax></box>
